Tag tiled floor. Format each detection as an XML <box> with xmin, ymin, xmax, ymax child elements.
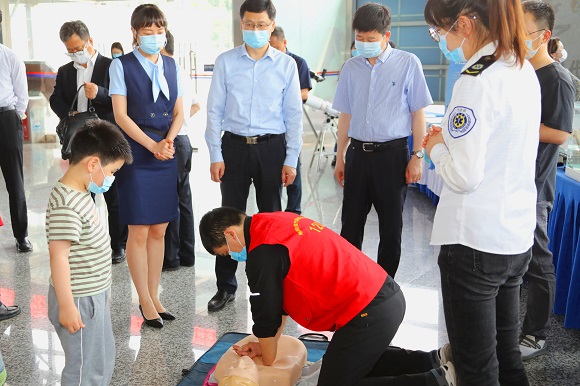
<box><xmin>0</xmin><ymin>123</ymin><xmax>579</xmax><ymax>385</ymax></box>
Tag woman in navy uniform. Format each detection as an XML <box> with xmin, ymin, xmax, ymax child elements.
<box><xmin>109</xmin><ymin>3</ymin><xmax>183</xmax><ymax>328</ymax></box>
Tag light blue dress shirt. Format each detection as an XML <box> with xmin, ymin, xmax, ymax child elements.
<box><xmin>109</xmin><ymin>47</ymin><xmax>182</xmax><ymax>100</ymax></box>
<box><xmin>0</xmin><ymin>44</ymin><xmax>29</xmax><ymax>116</ymax></box>
<box><xmin>333</xmin><ymin>44</ymin><xmax>433</xmax><ymax>142</ymax></box>
<box><xmin>205</xmin><ymin>44</ymin><xmax>303</xmax><ymax>167</ymax></box>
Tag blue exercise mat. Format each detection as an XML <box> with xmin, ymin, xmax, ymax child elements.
<box><xmin>177</xmin><ymin>332</ymin><xmax>329</xmax><ymax>386</ymax></box>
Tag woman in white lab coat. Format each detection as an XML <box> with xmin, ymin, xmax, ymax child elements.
<box><xmin>423</xmin><ymin>0</ymin><xmax>541</xmax><ymax>385</ymax></box>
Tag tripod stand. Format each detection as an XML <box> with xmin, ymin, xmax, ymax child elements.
<box><xmin>309</xmin><ymin>113</ymin><xmax>338</xmax><ymax>172</ymax></box>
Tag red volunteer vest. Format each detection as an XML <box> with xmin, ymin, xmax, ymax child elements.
<box><xmin>249</xmin><ymin>212</ymin><xmax>387</xmax><ymax>331</ymax></box>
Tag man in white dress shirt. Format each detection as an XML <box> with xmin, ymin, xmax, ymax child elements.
<box><xmin>0</xmin><ymin>10</ymin><xmax>32</xmax><ymax>252</ymax></box>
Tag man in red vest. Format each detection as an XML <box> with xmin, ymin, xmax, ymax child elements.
<box><xmin>199</xmin><ymin>208</ymin><xmax>457</xmax><ymax>386</ymax></box>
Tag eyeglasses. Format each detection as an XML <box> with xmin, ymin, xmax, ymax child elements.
<box><xmin>526</xmin><ymin>29</ymin><xmax>545</xmax><ymax>38</ymax></box>
<box><xmin>65</xmin><ymin>42</ymin><xmax>88</xmax><ymax>57</ymax></box>
<box><xmin>428</xmin><ymin>15</ymin><xmax>477</xmax><ymax>43</ymax></box>
<box><xmin>428</xmin><ymin>28</ymin><xmax>442</xmax><ymax>43</ymax></box>
<box><xmin>241</xmin><ymin>21</ymin><xmax>273</xmax><ymax>30</ymax></box>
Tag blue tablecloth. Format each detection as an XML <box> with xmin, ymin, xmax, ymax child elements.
<box><xmin>547</xmin><ymin>167</ymin><xmax>580</xmax><ymax>329</ymax></box>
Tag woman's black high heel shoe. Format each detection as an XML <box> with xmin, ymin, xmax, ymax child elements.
<box><xmin>139</xmin><ymin>305</ymin><xmax>164</xmax><ymax>328</ymax></box>
<box><xmin>157</xmin><ymin>310</ymin><xmax>176</xmax><ymax>321</ymax></box>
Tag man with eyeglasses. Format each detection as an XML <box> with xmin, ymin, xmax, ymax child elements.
<box><xmin>205</xmin><ymin>0</ymin><xmax>303</xmax><ymax>312</ymax></box>
<box><xmin>333</xmin><ymin>3</ymin><xmax>432</xmax><ymax>278</ymax></box>
<box><xmin>519</xmin><ymin>0</ymin><xmax>575</xmax><ymax>361</ymax></box>
<box><xmin>0</xmin><ymin>10</ymin><xmax>32</xmax><ymax>253</ymax></box>
<box><xmin>50</xmin><ymin>20</ymin><xmax>128</xmax><ymax>265</ymax></box>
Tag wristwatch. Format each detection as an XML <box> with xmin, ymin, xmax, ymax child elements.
<box><xmin>412</xmin><ymin>150</ymin><xmax>424</xmax><ymax>159</ymax></box>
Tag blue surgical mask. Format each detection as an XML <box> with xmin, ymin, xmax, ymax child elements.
<box><xmin>524</xmin><ymin>32</ymin><xmax>544</xmax><ymax>60</ymax></box>
<box><xmin>242</xmin><ymin>29</ymin><xmax>270</xmax><ymax>49</ymax></box>
<box><xmin>351</xmin><ymin>49</ymin><xmax>360</xmax><ymax>57</ymax></box>
<box><xmin>437</xmin><ymin>19</ymin><xmax>467</xmax><ymax>64</ymax></box>
<box><xmin>112</xmin><ymin>53</ymin><xmax>122</xmax><ymax>59</ymax></box>
<box><xmin>87</xmin><ymin>164</ymin><xmax>115</xmax><ymax>194</ymax></box>
<box><xmin>139</xmin><ymin>33</ymin><xmax>166</xmax><ymax>55</ymax></box>
<box><xmin>355</xmin><ymin>40</ymin><xmax>385</xmax><ymax>59</ymax></box>
<box><xmin>226</xmin><ymin>233</ymin><xmax>248</xmax><ymax>262</ymax></box>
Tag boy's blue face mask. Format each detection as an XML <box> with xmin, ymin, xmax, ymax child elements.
<box><xmin>226</xmin><ymin>233</ymin><xmax>247</xmax><ymax>262</ymax></box>
<box><xmin>87</xmin><ymin>163</ymin><xmax>115</xmax><ymax>194</ymax></box>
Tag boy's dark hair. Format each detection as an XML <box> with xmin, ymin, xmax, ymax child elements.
<box><xmin>199</xmin><ymin>207</ymin><xmax>246</xmax><ymax>255</ymax></box>
<box><xmin>271</xmin><ymin>26</ymin><xmax>285</xmax><ymax>40</ymax></box>
<box><xmin>164</xmin><ymin>30</ymin><xmax>175</xmax><ymax>56</ymax></box>
<box><xmin>522</xmin><ymin>0</ymin><xmax>555</xmax><ymax>33</ymax></box>
<box><xmin>131</xmin><ymin>4</ymin><xmax>167</xmax><ymax>46</ymax></box>
<box><xmin>111</xmin><ymin>41</ymin><xmax>124</xmax><ymax>55</ymax></box>
<box><xmin>239</xmin><ymin>0</ymin><xmax>276</xmax><ymax>21</ymax></box>
<box><xmin>69</xmin><ymin>120</ymin><xmax>133</xmax><ymax>166</ymax></box>
<box><xmin>547</xmin><ymin>37</ymin><xmax>560</xmax><ymax>57</ymax></box>
<box><xmin>59</xmin><ymin>20</ymin><xmax>91</xmax><ymax>43</ymax></box>
<box><xmin>353</xmin><ymin>3</ymin><xmax>391</xmax><ymax>35</ymax></box>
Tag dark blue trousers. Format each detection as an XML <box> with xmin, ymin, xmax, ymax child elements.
<box><xmin>439</xmin><ymin>244</ymin><xmax>531</xmax><ymax>386</ymax></box>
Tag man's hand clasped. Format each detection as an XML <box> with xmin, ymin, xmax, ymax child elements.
<box><xmin>233</xmin><ymin>342</ymin><xmax>263</xmax><ymax>359</ymax></box>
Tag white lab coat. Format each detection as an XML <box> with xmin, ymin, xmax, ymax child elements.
<box><xmin>430</xmin><ymin>42</ymin><xmax>541</xmax><ymax>254</ymax></box>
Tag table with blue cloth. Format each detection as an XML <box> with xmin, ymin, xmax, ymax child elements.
<box><xmin>547</xmin><ymin>167</ymin><xmax>580</xmax><ymax>329</ymax></box>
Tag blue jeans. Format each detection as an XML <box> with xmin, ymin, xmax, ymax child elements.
<box><xmin>439</xmin><ymin>245</ymin><xmax>531</xmax><ymax>386</ymax></box>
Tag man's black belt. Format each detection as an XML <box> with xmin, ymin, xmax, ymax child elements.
<box><xmin>351</xmin><ymin>137</ymin><xmax>407</xmax><ymax>152</ymax></box>
<box><xmin>0</xmin><ymin>106</ymin><xmax>16</xmax><ymax>113</ymax></box>
<box><xmin>225</xmin><ymin>131</ymin><xmax>283</xmax><ymax>145</ymax></box>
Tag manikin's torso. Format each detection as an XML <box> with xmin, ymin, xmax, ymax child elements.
<box><xmin>215</xmin><ymin>335</ymin><xmax>308</xmax><ymax>386</ymax></box>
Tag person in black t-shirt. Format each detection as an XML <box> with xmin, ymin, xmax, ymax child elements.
<box><xmin>520</xmin><ymin>1</ymin><xmax>575</xmax><ymax>361</ymax></box>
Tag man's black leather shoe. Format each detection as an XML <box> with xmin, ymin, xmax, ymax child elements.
<box><xmin>16</xmin><ymin>238</ymin><xmax>33</xmax><ymax>252</ymax></box>
<box><xmin>112</xmin><ymin>248</ymin><xmax>126</xmax><ymax>264</ymax></box>
<box><xmin>0</xmin><ymin>303</ymin><xmax>21</xmax><ymax>321</ymax></box>
<box><xmin>208</xmin><ymin>289</ymin><xmax>235</xmax><ymax>312</ymax></box>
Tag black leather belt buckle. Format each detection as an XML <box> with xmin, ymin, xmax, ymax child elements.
<box><xmin>362</xmin><ymin>142</ymin><xmax>374</xmax><ymax>152</ymax></box>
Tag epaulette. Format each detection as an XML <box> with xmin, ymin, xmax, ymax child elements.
<box><xmin>461</xmin><ymin>55</ymin><xmax>496</xmax><ymax>76</ymax></box>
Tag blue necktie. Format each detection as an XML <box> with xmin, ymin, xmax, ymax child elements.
<box><xmin>152</xmin><ymin>63</ymin><xmax>170</xmax><ymax>103</ymax></box>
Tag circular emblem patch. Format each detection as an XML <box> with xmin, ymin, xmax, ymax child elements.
<box><xmin>471</xmin><ymin>64</ymin><xmax>484</xmax><ymax>70</ymax></box>
<box><xmin>448</xmin><ymin>106</ymin><xmax>477</xmax><ymax>138</ymax></box>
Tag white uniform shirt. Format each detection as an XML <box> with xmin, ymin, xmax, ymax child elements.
<box><xmin>178</xmin><ymin>69</ymin><xmax>199</xmax><ymax>137</ymax></box>
<box><xmin>0</xmin><ymin>44</ymin><xmax>29</xmax><ymax>116</ymax></box>
<box><xmin>430</xmin><ymin>43</ymin><xmax>541</xmax><ymax>254</ymax></box>
<box><xmin>74</xmin><ymin>51</ymin><xmax>98</xmax><ymax>112</ymax></box>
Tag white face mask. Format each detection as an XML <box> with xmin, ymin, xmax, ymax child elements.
<box><xmin>560</xmin><ymin>49</ymin><xmax>568</xmax><ymax>63</ymax></box>
<box><xmin>66</xmin><ymin>43</ymin><xmax>92</xmax><ymax>65</ymax></box>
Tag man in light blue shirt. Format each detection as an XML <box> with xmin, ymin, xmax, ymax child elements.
<box><xmin>0</xmin><ymin>10</ymin><xmax>32</xmax><ymax>253</ymax></box>
<box><xmin>333</xmin><ymin>3</ymin><xmax>432</xmax><ymax>277</ymax></box>
<box><xmin>205</xmin><ymin>0</ymin><xmax>303</xmax><ymax>312</ymax></box>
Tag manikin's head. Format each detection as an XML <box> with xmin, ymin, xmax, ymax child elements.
<box><xmin>218</xmin><ymin>356</ymin><xmax>259</xmax><ymax>386</ymax></box>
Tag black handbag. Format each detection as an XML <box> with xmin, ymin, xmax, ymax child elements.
<box><xmin>56</xmin><ymin>85</ymin><xmax>100</xmax><ymax>160</ymax></box>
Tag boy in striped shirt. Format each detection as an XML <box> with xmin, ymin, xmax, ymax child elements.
<box><xmin>45</xmin><ymin>121</ymin><xmax>132</xmax><ymax>385</ymax></box>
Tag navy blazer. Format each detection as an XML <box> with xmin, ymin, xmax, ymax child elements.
<box><xmin>49</xmin><ymin>53</ymin><xmax>114</xmax><ymax>123</ymax></box>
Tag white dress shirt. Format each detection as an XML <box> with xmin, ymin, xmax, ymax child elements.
<box><xmin>74</xmin><ymin>51</ymin><xmax>98</xmax><ymax>112</ymax></box>
<box><xmin>430</xmin><ymin>43</ymin><xmax>541</xmax><ymax>254</ymax></box>
<box><xmin>0</xmin><ymin>44</ymin><xmax>29</xmax><ymax>116</ymax></box>
<box><xmin>178</xmin><ymin>69</ymin><xmax>199</xmax><ymax>137</ymax></box>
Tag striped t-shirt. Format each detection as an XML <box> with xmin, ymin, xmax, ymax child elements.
<box><xmin>45</xmin><ymin>181</ymin><xmax>111</xmax><ymax>297</ymax></box>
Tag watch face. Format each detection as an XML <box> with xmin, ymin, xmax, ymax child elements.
<box><xmin>413</xmin><ymin>150</ymin><xmax>424</xmax><ymax>159</ymax></box>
